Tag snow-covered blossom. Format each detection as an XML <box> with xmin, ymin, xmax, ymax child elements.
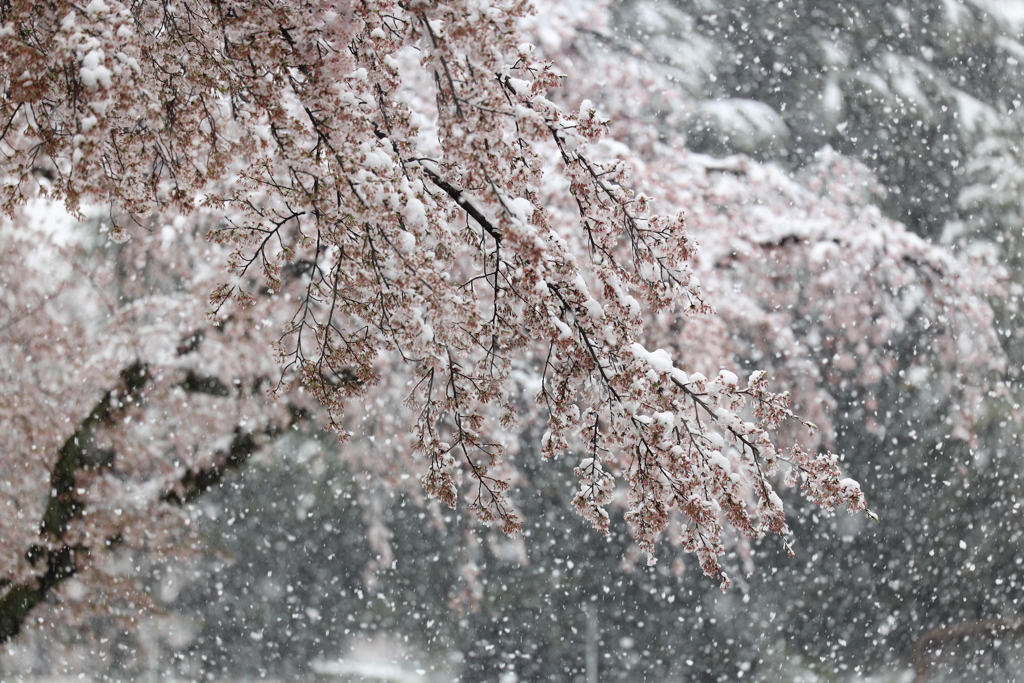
<box><xmin>3</xmin><ymin>0</ymin><xmax>1003</xmax><ymax>640</ymax></box>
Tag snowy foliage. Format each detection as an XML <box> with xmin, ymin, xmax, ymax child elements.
<box><xmin>0</xmin><ymin>0</ymin><xmax>1010</xmax><ymax>650</ymax></box>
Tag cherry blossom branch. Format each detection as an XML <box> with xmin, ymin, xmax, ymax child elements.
<box><xmin>0</xmin><ymin>363</ymin><xmax>149</xmax><ymax>644</ymax></box>
<box><xmin>0</xmin><ymin>361</ymin><xmax>301</xmax><ymax>645</ymax></box>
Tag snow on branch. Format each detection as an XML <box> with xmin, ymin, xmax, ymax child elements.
<box><xmin>0</xmin><ymin>0</ymin><xmax>879</xmax><ymax>602</ymax></box>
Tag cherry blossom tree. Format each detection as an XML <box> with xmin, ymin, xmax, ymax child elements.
<box><xmin>2</xmin><ymin>0</ymin><xmax>1003</xmax><ymax>650</ymax></box>
<box><xmin>527</xmin><ymin>0</ymin><xmax>1008</xmax><ymax>447</ymax></box>
<box><xmin>532</xmin><ymin>9</ymin><xmax>1018</xmax><ymax>675</ymax></box>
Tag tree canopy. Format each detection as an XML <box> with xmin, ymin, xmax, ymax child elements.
<box><xmin>0</xmin><ymin>0</ymin><xmax>1008</xmax><ymax>657</ymax></box>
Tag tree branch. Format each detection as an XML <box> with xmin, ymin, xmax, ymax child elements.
<box><xmin>421</xmin><ymin>165</ymin><xmax>503</xmax><ymax>245</ymax></box>
<box><xmin>160</xmin><ymin>422</ymin><xmax>288</xmax><ymax>506</ymax></box>
<box><xmin>0</xmin><ymin>364</ymin><xmax>301</xmax><ymax>645</ymax></box>
<box><xmin>0</xmin><ymin>363</ymin><xmax>149</xmax><ymax>644</ymax></box>
<box><xmin>41</xmin><ymin>362</ymin><xmax>150</xmax><ymax>539</ymax></box>
<box><xmin>0</xmin><ymin>546</ymin><xmax>79</xmax><ymax>645</ymax></box>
